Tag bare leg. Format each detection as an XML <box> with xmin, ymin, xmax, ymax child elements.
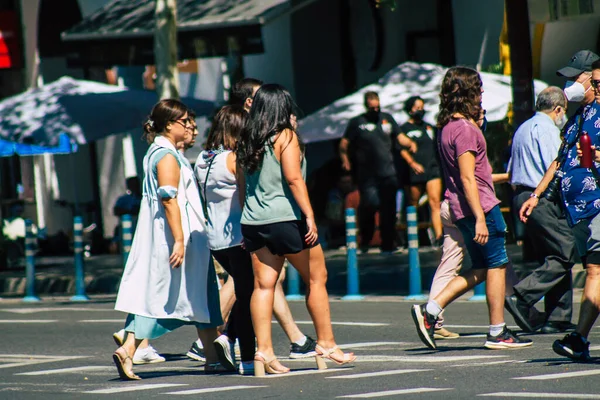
<box><xmin>486</xmin><ymin>266</ymin><xmax>507</xmax><ymax>326</ymax></box>
<box><xmin>251</xmin><ymin>247</ymin><xmax>287</xmax><ymax>370</ymax></box>
<box><xmin>219</xmin><ymin>277</ymin><xmax>236</xmax><ymax>333</ymax></box>
<box><xmin>273</xmin><ymin>266</ymin><xmax>305</xmax><ymax>343</ymax></box>
<box><xmin>122</xmin><ymin>332</ymin><xmax>143</xmax><ymax>358</ymax></box>
<box><xmin>426</xmin><ymin>178</ymin><xmax>443</xmax><ymax>239</ymax></box>
<box><xmin>433</xmin><ymin>268</ymin><xmax>487</xmax><ymax>308</ymax></box>
<box><xmin>196</xmin><ymin>328</ymin><xmax>219</xmax><ymax>364</ymax></box>
<box><xmin>576</xmin><ymin>263</ymin><xmax>600</xmax><ymax>338</ymax></box>
<box><xmin>408</xmin><ymin>184</ymin><xmax>423</xmax><ymax>207</ymax></box>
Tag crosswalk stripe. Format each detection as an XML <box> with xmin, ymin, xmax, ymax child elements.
<box><xmin>0</xmin><ymin>307</ymin><xmax>105</xmax><ymax>314</ymax></box>
<box><xmin>479</xmin><ymin>392</ymin><xmax>600</xmax><ymax>398</ymax></box>
<box><xmin>337</xmin><ymin>388</ymin><xmax>453</xmax><ymax>398</ymax></box>
<box><xmin>327</xmin><ymin>369</ymin><xmax>431</xmax><ymax>379</ymax></box>
<box><xmin>275</xmin><ymin>321</ymin><xmax>389</xmax><ymax>327</ymax></box>
<box><xmin>164</xmin><ymin>385</ymin><xmax>268</xmax><ymax>395</ymax></box>
<box><xmin>450</xmin><ymin>360</ymin><xmax>527</xmax><ymax>368</ymax></box>
<box><xmin>83</xmin><ymin>384</ymin><xmax>187</xmax><ymax>394</ymax></box>
<box><xmin>444</xmin><ymin>325</ymin><xmax>520</xmax><ymax>329</ymax></box>
<box><xmin>16</xmin><ymin>366</ymin><xmax>110</xmax><ymax>375</ymax></box>
<box><xmin>284</xmin><ymin>355</ymin><xmax>505</xmax><ymax>363</ymax></box>
<box><xmin>338</xmin><ymin>342</ymin><xmax>411</xmax><ymax>349</ymax></box>
<box><xmin>0</xmin><ymin>320</ymin><xmax>57</xmax><ymax>323</ymax></box>
<box><xmin>514</xmin><ymin>370</ymin><xmax>600</xmax><ymax>380</ymax></box>
<box><xmin>262</xmin><ymin>368</ymin><xmax>347</xmax><ymax>378</ymax></box>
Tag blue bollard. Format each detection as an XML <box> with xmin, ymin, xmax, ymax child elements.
<box><xmin>121</xmin><ymin>214</ymin><xmax>133</xmax><ymax>266</ymax></box>
<box><xmin>71</xmin><ymin>216</ymin><xmax>89</xmax><ymax>301</ymax></box>
<box><xmin>285</xmin><ymin>263</ymin><xmax>303</xmax><ymax>301</ymax></box>
<box><xmin>23</xmin><ymin>220</ymin><xmax>40</xmax><ymax>302</ymax></box>
<box><xmin>405</xmin><ymin>206</ymin><xmax>426</xmax><ymax>300</ymax></box>
<box><xmin>469</xmin><ymin>281</ymin><xmax>486</xmax><ymax>301</ymax></box>
<box><xmin>342</xmin><ymin>208</ymin><xmax>364</xmax><ymax>300</ymax></box>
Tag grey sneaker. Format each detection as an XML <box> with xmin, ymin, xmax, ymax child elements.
<box><xmin>186</xmin><ymin>340</ymin><xmax>206</xmax><ymax>362</ymax></box>
<box><xmin>289</xmin><ymin>336</ymin><xmax>317</xmax><ymax>359</ymax></box>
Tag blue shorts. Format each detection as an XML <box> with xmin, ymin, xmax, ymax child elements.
<box><xmin>455</xmin><ymin>205</ymin><xmax>508</xmax><ymax>269</ymax></box>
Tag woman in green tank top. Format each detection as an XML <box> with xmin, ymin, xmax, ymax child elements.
<box><xmin>236</xmin><ymin>84</ymin><xmax>356</xmax><ymax>376</ymax></box>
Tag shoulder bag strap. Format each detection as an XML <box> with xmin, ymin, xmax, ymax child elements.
<box><xmin>200</xmin><ymin>156</ymin><xmax>217</xmax><ymax>223</ymax></box>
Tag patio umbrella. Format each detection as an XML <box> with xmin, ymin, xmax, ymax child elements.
<box><xmin>298</xmin><ymin>62</ymin><xmax>549</xmax><ymax>143</ymax></box>
<box><xmin>0</xmin><ymin>133</ymin><xmax>76</xmax><ymax>157</ymax></box>
<box><xmin>0</xmin><ymin>76</ymin><xmax>216</xmax><ymax>146</ymax></box>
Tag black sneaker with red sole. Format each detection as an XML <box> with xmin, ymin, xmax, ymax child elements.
<box><xmin>484</xmin><ymin>326</ymin><xmax>533</xmax><ymax>349</ymax></box>
<box><xmin>411</xmin><ymin>304</ymin><xmax>437</xmax><ymax>349</ymax></box>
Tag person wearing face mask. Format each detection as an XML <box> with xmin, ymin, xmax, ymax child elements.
<box><xmin>399</xmin><ymin>96</ymin><xmax>443</xmax><ymax>246</ymax></box>
<box><xmin>505</xmin><ymin>87</ymin><xmax>576</xmax><ymax>335</ymax></box>
<box><xmin>520</xmin><ymin>51</ymin><xmax>600</xmax><ymax>361</ymax></box>
<box><xmin>339</xmin><ymin>91</ymin><xmax>415</xmax><ymax>253</ymax></box>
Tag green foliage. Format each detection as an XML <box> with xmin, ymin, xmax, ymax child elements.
<box><xmin>484</xmin><ymin>63</ymin><xmax>504</xmax><ymax>74</ymax></box>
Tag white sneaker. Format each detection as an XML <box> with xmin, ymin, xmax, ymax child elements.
<box><xmin>113</xmin><ymin>329</ymin><xmax>125</xmax><ymax>346</ymax></box>
<box><xmin>213</xmin><ymin>334</ymin><xmax>236</xmax><ymax>371</ymax></box>
<box><xmin>238</xmin><ymin>361</ymin><xmax>254</xmax><ymax>375</ymax></box>
<box><xmin>133</xmin><ymin>345</ymin><xmax>166</xmax><ymax>365</ymax></box>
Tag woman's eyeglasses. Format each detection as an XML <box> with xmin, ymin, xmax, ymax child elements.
<box><xmin>173</xmin><ymin>117</ymin><xmax>192</xmax><ymax>130</ymax></box>
<box><xmin>592</xmin><ymin>80</ymin><xmax>600</xmax><ymax>89</ymax></box>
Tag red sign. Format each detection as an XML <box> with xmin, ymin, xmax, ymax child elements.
<box><xmin>0</xmin><ymin>11</ymin><xmax>22</xmax><ymax>69</ymax></box>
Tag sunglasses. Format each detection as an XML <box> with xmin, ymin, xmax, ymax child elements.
<box><xmin>173</xmin><ymin>117</ymin><xmax>191</xmax><ymax>130</ymax></box>
<box><xmin>592</xmin><ymin>80</ymin><xmax>600</xmax><ymax>89</ymax></box>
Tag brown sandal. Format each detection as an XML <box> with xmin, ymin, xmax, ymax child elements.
<box><xmin>113</xmin><ymin>347</ymin><xmax>141</xmax><ymax>380</ymax></box>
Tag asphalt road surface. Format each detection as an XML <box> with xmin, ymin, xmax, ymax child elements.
<box><xmin>0</xmin><ymin>295</ymin><xmax>599</xmax><ymax>399</ymax></box>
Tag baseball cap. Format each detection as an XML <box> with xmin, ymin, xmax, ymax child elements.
<box><xmin>557</xmin><ymin>50</ymin><xmax>600</xmax><ymax>78</ymax></box>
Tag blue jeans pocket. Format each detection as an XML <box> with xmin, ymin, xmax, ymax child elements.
<box><xmin>485</xmin><ymin>206</ymin><xmax>507</xmax><ymax>236</ymax></box>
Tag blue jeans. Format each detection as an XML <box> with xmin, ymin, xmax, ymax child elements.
<box><xmin>455</xmin><ymin>205</ymin><xmax>509</xmax><ymax>269</ymax></box>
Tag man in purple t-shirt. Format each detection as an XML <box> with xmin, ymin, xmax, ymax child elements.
<box><xmin>410</xmin><ymin>66</ymin><xmax>532</xmax><ymax>351</ymax></box>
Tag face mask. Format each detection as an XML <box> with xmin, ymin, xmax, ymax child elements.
<box><xmin>555</xmin><ymin>113</ymin><xmax>568</xmax><ymax>128</ymax></box>
<box><xmin>411</xmin><ymin>109</ymin><xmax>425</xmax><ymax>121</ymax></box>
<box><xmin>564</xmin><ymin>79</ymin><xmax>590</xmax><ymax>102</ymax></box>
<box><xmin>365</xmin><ymin>109</ymin><xmax>380</xmax><ymax>122</ymax></box>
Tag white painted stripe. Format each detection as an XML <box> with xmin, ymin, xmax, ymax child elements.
<box><xmin>337</xmin><ymin>388</ymin><xmax>453</xmax><ymax>398</ymax></box>
<box><xmin>347</xmin><ymin>242</ymin><xmax>357</xmax><ymax>249</ymax></box>
<box><xmin>83</xmin><ymin>384</ymin><xmax>187</xmax><ymax>394</ymax></box>
<box><xmin>479</xmin><ymin>392</ymin><xmax>600</xmax><ymax>398</ymax></box>
<box><xmin>327</xmin><ymin>369</ymin><xmax>431</xmax><ymax>379</ymax></box>
<box><xmin>273</xmin><ymin>321</ymin><xmax>388</xmax><ymax>327</ymax></box>
<box><xmin>74</xmin><ymin>223</ymin><xmax>83</xmax><ymax>230</ymax></box>
<box><xmin>514</xmin><ymin>370</ymin><xmax>600</xmax><ymax>380</ymax></box>
<box><xmin>17</xmin><ymin>366</ymin><xmax>110</xmax><ymax>375</ymax></box>
<box><xmin>285</xmin><ymin>355</ymin><xmax>505</xmax><ymax>363</ymax></box>
<box><xmin>25</xmin><ymin>238</ymin><xmax>36</xmax><ymax>245</ymax></box>
<box><xmin>263</xmin><ymin>368</ymin><xmax>344</xmax><ymax>378</ymax></box>
<box><xmin>337</xmin><ymin>342</ymin><xmax>409</xmax><ymax>349</ymax></box>
<box><xmin>165</xmin><ymin>385</ymin><xmax>268</xmax><ymax>395</ymax></box>
<box><xmin>123</xmin><ymin>233</ymin><xmax>132</xmax><ymax>241</ymax></box>
<box><xmin>346</xmin><ymin>228</ymin><xmax>357</xmax><ymax>236</ymax></box>
<box><xmin>25</xmin><ymin>251</ymin><xmax>35</xmax><ymax>257</ymax></box>
<box><xmin>74</xmin><ymin>248</ymin><xmax>83</xmax><ymax>254</ymax></box>
<box><xmin>407</xmin><ymin>227</ymin><xmax>418</xmax><ymax>234</ymax></box>
<box><xmin>445</xmin><ymin>324</ymin><xmax>520</xmax><ymax>329</ymax></box>
<box><xmin>78</xmin><ymin>319</ymin><xmax>123</xmax><ymax>323</ymax></box>
<box><xmin>0</xmin><ymin>320</ymin><xmax>57</xmax><ymax>323</ymax></box>
<box><xmin>450</xmin><ymin>360</ymin><xmax>527</xmax><ymax>368</ymax></box>
<box><xmin>407</xmin><ymin>214</ymin><xmax>417</xmax><ymax>222</ymax></box>
<box><xmin>122</xmin><ymin>221</ymin><xmax>132</xmax><ymax>228</ymax></box>
<box><xmin>0</xmin><ymin>307</ymin><xmax>106</xmax><ymax>314</ymax></box>
<box><xmin>408</xmin><ymin>240</ymin><xmax>419</xmax><ymax>248</ymax></box>
<box><xmin>123</xmin><ymin>246</ymin><xmax>131</xmax><ymax>252</ymax></box>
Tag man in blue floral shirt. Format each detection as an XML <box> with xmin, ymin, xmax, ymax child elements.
<box><xmin>521</xmin><ymin>50</ymin><xmax>600</xmax><ymax>362</ymax></box>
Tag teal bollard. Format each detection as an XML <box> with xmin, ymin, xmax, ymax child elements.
<box><xmin>121</xmin><ymin>214</ymin><xmax>133</xmax><ymax>266</ymax></box>
<box><xmin>405</xmin><ymin>206</ymin><xmax>426</xmax><ymax>300</ymax></box>
<box><xmin>342</xmin><ymin>208</ymin><xmax>364</xmax><ymax>300</ymax></box>
<box><xmin>23</xmin><ymin>220</ymin><xmax>40</xmax><ymax>302</ymax></box>
<box><xmin>469</xmin><ymin>281</ymin><xmax>486</xmax><ymax>301</ymax></box>
<box><xmin>71</xmin><ymin>216</ymin><xmax>89</xmax><ymax>301</ymax></box>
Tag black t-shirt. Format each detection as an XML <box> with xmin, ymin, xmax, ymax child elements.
<box><xmin>400</xmin><ymin>121</ymin><xmax>440</xmax><ymax>171</ymax></box>
<box><xmin>343</xmin><ymin>112</ymin><xmax>398</xmax><ymax>183</ymax></box>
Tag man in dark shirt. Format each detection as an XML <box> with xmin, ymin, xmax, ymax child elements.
<box><xmin>339</xmin><ymin>91</ymin><xmax>415</xmax><ymax>253</ymax></box>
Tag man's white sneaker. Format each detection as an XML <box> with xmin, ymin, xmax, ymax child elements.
<box><xmin>213</xmin><ymin>334</ymin><xmax>236</xmax><ymax>371</ymax></box>
<box><xmin>133</xmin><ymin>345</ymin><xmax>166</xmax><ymax>365</ymax></box>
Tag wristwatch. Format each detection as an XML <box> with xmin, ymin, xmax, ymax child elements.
<box><xmin>530</xmin><ymin>193</ymin><xmax>539</xmax><ymax>199</ymax></box>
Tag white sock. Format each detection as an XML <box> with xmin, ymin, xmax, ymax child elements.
<box><xmin>425</xmin><ymin>300</ymin><xmax>443</xmax><ymax>319</ymax></box>
<box><xmin>489</xmin><ymin>323</ymin><xmax>506</xmax><ymax>337</ymax></box>
<box><xmin>294</xmin><ymin>335</ymin><xmax>307</xmax><ymax>346</ymax></box>
<box><xmin>196</xmin><ymin>339</ymin><xmax>204</xmax><ymax>349</ymax></box>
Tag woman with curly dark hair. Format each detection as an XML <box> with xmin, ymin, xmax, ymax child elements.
<box><xmin>236</xmin><ymin>84</ymin><xmax>355</xmax><ymax>375</ymax></box>
<box><xmin>410</xmin><ymin>67</ymin><xmax>532</xmax><ymax>351</ymax></box>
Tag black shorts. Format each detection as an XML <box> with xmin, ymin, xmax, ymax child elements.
<box><xmin>241</xmin><ymin>220</ymin><xmax>316</xmax><ymax>256</ymax></box>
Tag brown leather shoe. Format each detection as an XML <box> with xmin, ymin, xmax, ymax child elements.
<box><xmin>434</xmin><ymin>327</ymin><xmax>460</xmax><ymax>340</ymax></box>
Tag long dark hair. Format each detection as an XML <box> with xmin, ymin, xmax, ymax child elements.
<box><xmin>142</xmin><ymin>99</ymin><xmax>188</xmax><ymax>144</ymax></box>
<box><xmin>236</xmin><ymin>84</ymin><xmax>297</xmax><ymax>174</ymax></box>
<box><xmin>437</xmin><ymin>67</ymin><xmax>482</xmax><ymax>128</ymax></box>
<box><xmin>205</xmin><ymin>105</ymin><xmax>248</xmax><ymax>150</ymax></box>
